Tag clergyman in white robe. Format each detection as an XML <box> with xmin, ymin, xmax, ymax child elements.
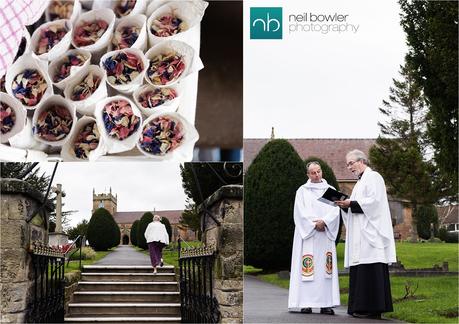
<box><xmin>288</xmin><ymin>179</ymin><xmax>340</xmax><ymax>311</ymax></box>
<box><xmin>336</xmin><ymin>149</ymin><xmax>396</xmax><ymax>318</ymax></box>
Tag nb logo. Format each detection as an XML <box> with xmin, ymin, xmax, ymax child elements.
<box><xmin>250</xmin><ymin>7</ymin><xmax>283</xmax><ymax>39</ymax></box>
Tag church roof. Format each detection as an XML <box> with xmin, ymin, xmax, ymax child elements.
<box><xmin>113</xmin><ymin>210</ymin><xmax>183</xmax><ymax>225</ymax></box>
<box><xmin>243</xmin><ymin>138</ymin><xmax>376</xmax><ymax>181</ymax></box>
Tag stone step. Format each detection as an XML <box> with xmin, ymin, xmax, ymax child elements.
<box><xmin>77</xmin><ymin>282</ymin><xmax>179</xmax><ymax>292</ymax></box>
<box><xmin>81</xmin><ymin>273</ymin><xmax>176</xmax><ymax>282</ymax></box>
<box><xmin>83</xmin><ymin>265</ymin><xmax>175</xmax><ymax>274</ymax></box>
<box><xmin>73</xmin><ymin>291</ymin><xmax>180</xmax><ymax>303</ymax></box>
<box><xmin>67</xmin><ymin>303</ymin><xmax>181</xmax><ymax>317</ymax></box>
<box><xmin>64</xmin><ymin>316</ymin><xmax>181</xmax><ymax>323</ymax></box>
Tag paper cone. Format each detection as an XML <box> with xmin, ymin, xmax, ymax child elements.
<box><xmin>32</xmin><ymin>95</ymin><xmax>77</xmax><ymax>146</ymax></box>
<box><xmin>61</xmin><ymin>115</ymin><xmax>106</xmax><ymax>161</ymax></box>
<box><xmin>0</xmin><ymin>93</ymin><xmax>27</xmax><ymax>144</ymax></box>
<box><xmin>94</xmin><ymin>95</ymin><xmax>143</xmax><ymax>154</ymax></box>
<box><xmin>64</xmin><ymin>65</ymin><xmax>107</xmax><ymax>116</ymax></box>
<box><xmin>136</xmin><ymin>111</ymin><xmax>198</xmax><ymax>161</ymax></box>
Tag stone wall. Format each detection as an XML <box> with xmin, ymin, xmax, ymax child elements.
<box><xmin>0</xmin><ymin>179</ymin><xmax>50</xmax><ymax>323</ymax></box>
<box><xmin>64</xmin><ymin>271</ymin><xmax>81</xmax><ymax>315</ymax></box>
<box><xmin>200</xmin><ymin>185</ymin><xmax>243</xmax><ymax>324</ymax></box>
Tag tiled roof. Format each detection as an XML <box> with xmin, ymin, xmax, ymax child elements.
<box><xmin>243</xmin><ymin>138</ymin><xmax>376</xmax><ymax>180</ymax></box>
<box><xmin>113</xmin><ymin>210</ymin><xmax>183</xmax><ymax>225</ymax></box>
<box><xmin>437</xmin><ymin>205</ymin><xmax>459</xmax><ymax>225</ymax></box>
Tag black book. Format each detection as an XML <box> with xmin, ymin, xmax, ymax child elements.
<box><xmin>318</xmin><ymin>187</ymin><xmax>349</xmax><ymax>206</ymax></box>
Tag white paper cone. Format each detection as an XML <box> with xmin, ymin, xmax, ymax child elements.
<box><xmin>147</xmin><ymin>0</ymin><xmax>208</xmax><ymax>50</ymax></box>
<box><xmin>5</xmin><ymin>54</ymin><xmax>54</xmax><ymax>111</ymax></box>
<box><xmin>32</xmin><ymin>95</ymin><xmax>77</xmax><ymax>146</ymax></box>
<box><xmin>71</xmin><ymin>9</ymin><xmax>116</xmax><ymax>62</ymax></box>
<box><xmin>110</xmin><ymin>14</ymin><xmax>147</xmax><ymax>52</ymax></box>
<box><xmin>64</xmin><ymin>65</ymin><xmax>107</xmax><ymax>116</ymax></box>
<box><xmin>8</xmin><ymin>117</ymin><xmax>48</xmax><ymax>151</ymax></box>
<box><xmin>93</xmin><ymin>0</ymin><xmax>147</xmax><ymax>19</ymax></box>
<box><xmin>94</xmin><ymin>95</ymin><xmax>143</xmax><ymax>154</ymax></box>
<box><xmin>61</xmin><ymin>115</ymin><xmax>106</xmax><ymax>161</ymax></box>
<box><xmin>100</xmin><ymin>48</ymin><xmax>147</xmax><ymax>94</ymax></box>
<box><xmin>133</xmin><ymin>84</ymin><xmax>181</xmax><ymax>117</ymax></box>
<box><xmin>146</xmin><ymin>0</ymin><xmax>172</xmax><ymax>17</ymax></box>
<box><xmin>48</xmin><ymin>49</ymin><xmax>91</xmax><ymax>90</ymax></box>
<box><xmin>136</xmin><ymin>111</ymin><xmax>198</xmax><ymax>161</ymax></box>
<box><xmin>0</xmin><ymin>93</ymin><xmax>27</xmax><ymax>144</ymax></box>
<box><xmin>31</xmin><ymin>19</ymin><xmax>73</xmax><ymax>62</ymax></box>
<box><xmin>46</xmin><ymin>0</ymin><xmax>82</xmax><ymax>24</ymax></box>
<box><xmin>144</xmin><ymin>40</ymin><xmax>198</xmax><ymax>88</ymax></box>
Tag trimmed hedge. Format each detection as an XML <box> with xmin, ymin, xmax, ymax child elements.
<box><xmin>87</xmin><ymin>208</ymin><xmax>120</xmax><ymax>251</ymax></box>
<box><xmin>245</xmin><ymin>139</ymin><xmax>307</xmax><ymax>271</ymax></box>
<box><xmin>131</xmin><ymin>220</ymin><xmax>139</xmax><ymax>246</ymax></box>
<box><xmin>416</xmin><ymin>204</ymin><xmax>439</xmax><ymax>239</ymax></box>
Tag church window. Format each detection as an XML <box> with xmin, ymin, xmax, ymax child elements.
<box><xmin>99</xmin><ymin>201</ymin><xmax>104</xmax><ymax>208</ymax></box>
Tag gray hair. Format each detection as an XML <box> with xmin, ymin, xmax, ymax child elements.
<box><xmin>153</xmin><ymin>214</ymin><xmax>161</xmax><ymax>222</ymax></box>
<box><xmin>346</xmin><ymin>149</ymin><xmax>369</xmax><ymax>165</ymax></box>
<box><xmin>306</xmin><ymin>161</ymin><xmax>321</xmax><ymax>171</ymax></box>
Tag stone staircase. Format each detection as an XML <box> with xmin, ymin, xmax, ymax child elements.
<box><xmin>64</xmin><ymin>265</ymin><xmax>181</xmax><ymax>323</ymax></box>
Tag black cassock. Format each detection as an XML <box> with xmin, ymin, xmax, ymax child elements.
<box><xmin>343</xmin><ymin>200</ymin><xmax>394</xmax><ymax>315</ymax></box>
<box><xmin>347</xmin><ymin>263</ymin><xmax>394</xmax><ymax>315</ymax></box>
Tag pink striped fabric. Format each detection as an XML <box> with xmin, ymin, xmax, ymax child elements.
<box><xmin>0</xmin><ymin>0</ymin><xmax>48</xmax><ymax>77</ymax></box>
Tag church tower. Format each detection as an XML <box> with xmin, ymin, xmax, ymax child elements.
<box><xmin>92</xmin><ymin>187</ymin><xmax>118</xmax><ymax>216</ymax></box>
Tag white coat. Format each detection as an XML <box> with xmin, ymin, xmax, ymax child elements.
<box><xmin>288</xmin><ymin>179</ymin><xmax>341</xmax><ymax>310</ymax></box>
<box><xmin>342</xmin><ymin>167</ymin><xmax>396</xmax><ymax>268</ymax></box>
<box><xmin>144</xmin><ymin>221</ymin><xmax>170</xmax><ymax>245</ymax></box>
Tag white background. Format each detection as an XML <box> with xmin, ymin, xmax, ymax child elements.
<box><xmin>244</xmin><ymin>0</ymin><xmax>407</xmax><ymax>139</ymax></box>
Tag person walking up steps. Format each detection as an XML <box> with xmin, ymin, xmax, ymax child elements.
<box><xmin>144</xmin><ymin>215</ymin><xmax>170</xmax><ymax>274</ymax></box>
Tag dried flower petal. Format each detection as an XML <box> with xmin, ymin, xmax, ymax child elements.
<box><xmin>112</xmin><ymin>25</ymin><xmax>140</xmax><ymax>50</ymax></box>
<box><xmin>114</xmin><ymin>0</ymin><xmax>136</xmax><ymax>18</ymax></box>
<box><xmin>35</xmin><ymin>105</ymin><xmax>73</xmax><ymax>141</ymax></box>
<box><xmin>71</xmin><ymin>72</ymin><xmax>101</xmax><ymax>101</ymax></box>
<box><xmin>146</xmin><ymin>52</ymin><xmax>185</xmax><ymax>85</ymax></box>
<box><xmin>36</xmin><ymin>24</ymin><xmax>69</xmax><ymax>55</ymax></box>
<box><xmin>0</xmin><ymin>101</ymin><xmax>16</xmax><ymax>134</ymax></box>
<box><xmin>12</xmin><ymin>69</ymin><xmax>48</xmax><ymax>107</ymax></box>
<box><xmin>103</xmin><ymin>52</ymin><xmax>143</xmax><ymax>85</ymax></box>
<box><xmin>73</xmin><ymin>121</ymin><xmax>100</xmax><ymax>159</ymax></box>
<box><xmin>151</xmin><ymin>14</ymin><xmax>187</xmax><ymax>37</ymax></box>
<box><xmin>53</xmin><ymin>53</ymin><xmax>88</xmax><ymax>82</ymax></box>
<box><xmin>48</xmin><ymin>0</ymin><xmax>74</xmax><ymax>20</ymax></box>
<box><xmin>102</xmin><ymin>99</ymin><xmax>139</xmax><ymax>140</ymax></box>
<box><xmin>138</xmin><ymin>88</ymin><xmax>177</xmax><ymax>109</ymax></box>
<box><xmin>139</xmin><ymin>116</ymin><xmax>183</xmax><ymax>155</ymax></box>
<box><xmin>73</xmin><ymin>19</ymin><xmax>109</xmax><ymax>47</ymax></box>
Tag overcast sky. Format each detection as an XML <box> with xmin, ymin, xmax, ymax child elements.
<box><xmin>40</xmin><ymin>163</ymin><xmax>188</xmax><ymax>229</ymax></box>
<box><xmin>244</xmin><ymin>0</ymin><xmax>407</xmax><ymax>139</ymax></box>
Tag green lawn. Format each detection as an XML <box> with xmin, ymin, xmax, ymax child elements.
<box><xmin>65</xmin><ymin>250</ymin><xmax>113</xmax><ymax>273</ymax></box>
<box><xmin>335</xmin><ymin>242</ymin><xmax>458</xmax><ymax>271</ymax></box>
<box><xmin>245</xmin><ymin>242</ymin><xmax>459</xmax><ymax>323</ymax></box>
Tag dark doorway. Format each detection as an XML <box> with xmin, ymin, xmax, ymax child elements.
<box><xmin>122</xmin><ymin>235</ymin><xmax>129</xmax><ymax>245</ymax></box>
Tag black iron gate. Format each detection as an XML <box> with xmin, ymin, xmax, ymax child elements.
<box><xmin>178</xmin><ymin>242</ymin><xmax>220</xmax><ymax>323</ymax></box>
<box><xmin>27</xmin><ymin>242</ymin><xmax>65</xmax><ymax>323</ymax></box>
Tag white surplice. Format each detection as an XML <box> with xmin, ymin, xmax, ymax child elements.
<box><xmin>288</xmin><ymin>179</ymin><xmax>341</xmax><ymax>310</ymax></box>
<box><xmin>342</xmin><ymin>167</ymin><xmax>396</xmax><ymax>268</ymax></box>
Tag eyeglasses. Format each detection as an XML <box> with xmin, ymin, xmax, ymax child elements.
<box><xmin>346</xmin><ymin>159</ymin><xmax>360</xmax><ymax>167</ymax></box>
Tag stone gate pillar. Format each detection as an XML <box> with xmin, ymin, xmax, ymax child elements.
<box><xmin>199</xmin><ymin>184</ymin><xmax>243</xmax><ymax>323</ymax></box>
<box><xmin>0</xmin><ymin>179</ymin><xmax>51</xmax><ymax>323</ymax></box>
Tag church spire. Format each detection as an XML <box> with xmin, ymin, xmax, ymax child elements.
<box><xmin>270</xmin><ymin>127</ymin><xmax>275</xmax><ymax>140</ymax></box>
